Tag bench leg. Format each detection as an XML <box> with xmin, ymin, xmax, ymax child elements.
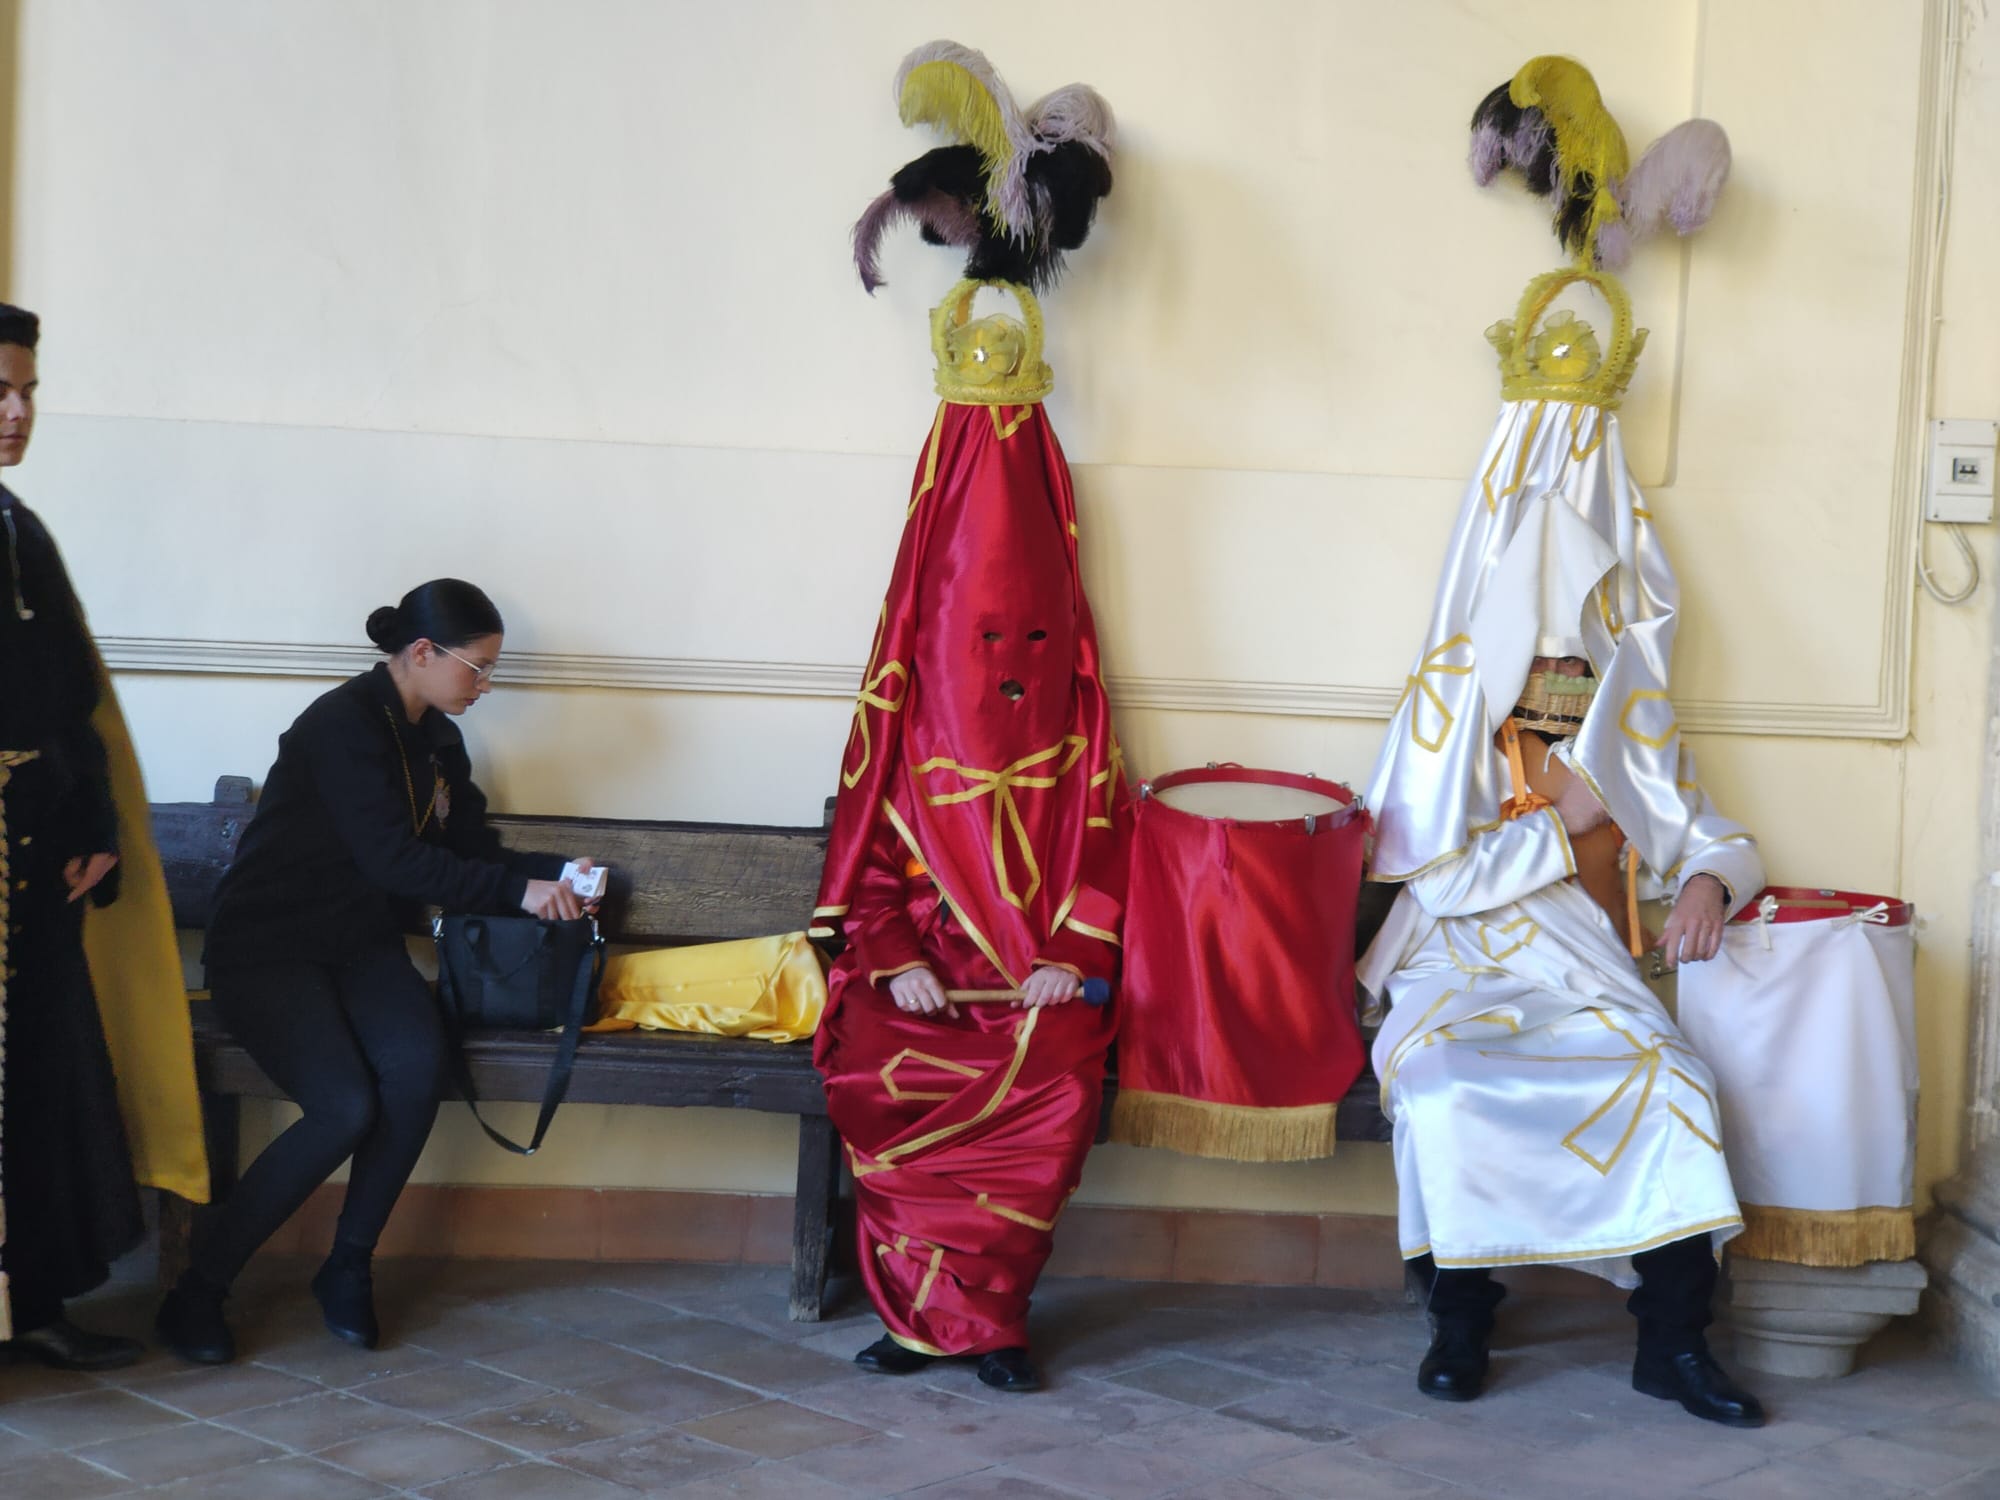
<box><xmin>789</xmin><ymin>1114</ymin><xmax>841</xmax><ymax>1322</ymax></box>
<box><xmin>157</xmin><ymin>1089</ymin><xmax>240</xmax><ymax>1289</ymax></box>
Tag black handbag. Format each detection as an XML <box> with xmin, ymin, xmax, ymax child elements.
<box><xmin>432</xmin><ymin>913</ymin><xmax>606</xmax><ymax>1155</ymax></box>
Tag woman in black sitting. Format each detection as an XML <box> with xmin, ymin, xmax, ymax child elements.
<box><xmin>156</xmin><ymin>579</ymin><xmax>591</xmax><ymax>1364</ymax></box>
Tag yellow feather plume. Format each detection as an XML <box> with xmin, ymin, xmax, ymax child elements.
<box><xmin>900</xmin><ymin>60</ymin><xmax>1014</xmax><ymax>193</ymax></box>
<box><xmin>1510</xmin><ymin>56</ymin><xmax>1629</xmax><ymax>262</ymax></box>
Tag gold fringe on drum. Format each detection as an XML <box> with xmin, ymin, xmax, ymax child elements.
<box><xmin>1732</xmin><ymin>1204</ymin><xmax>1915</xmax><ymax>1268</ymax></box>
<box><xmin>1108</xmin><ymin>1089</ymin><xmax>1341</xmax><ymax>1164</ymax></box>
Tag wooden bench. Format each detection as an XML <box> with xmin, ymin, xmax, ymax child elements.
<box><xmin>154</xmin><ymin>777</ymin><xmax>846</xmax><ymax>1320</ymax></box>
<box><xmin>153</xmin><ymin>777</ymin><xmax>1393</xmax><ymax>1320</ymax></box>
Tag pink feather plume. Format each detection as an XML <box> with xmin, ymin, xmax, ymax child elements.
<box><xmin>1618</xmin><ymin>119</ymin><xmax>1732</xmax><ymax>242</ymax></box>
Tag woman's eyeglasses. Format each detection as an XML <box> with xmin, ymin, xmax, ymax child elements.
<box><xmin>436</xmin><ymin>644</ymin><xmax>499</xmax><ymax>683</ymax></box>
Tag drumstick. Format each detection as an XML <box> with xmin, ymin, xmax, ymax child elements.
<box><xmin>945</xmin><ymin>978</ymin><xmax>1114</xmax><ymax>1008</ymax></box>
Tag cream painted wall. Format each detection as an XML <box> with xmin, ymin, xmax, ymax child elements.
<box><xmin>6</xmin><ymin>0</ymin><xmax>1990</xmax><ymax>1218</ymax></box>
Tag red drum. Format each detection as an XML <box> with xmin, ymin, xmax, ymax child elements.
<box><xmin>1109</xmin><ymin>766</ymin><xmax>1369</xmax><ymax>1162</ymax></box>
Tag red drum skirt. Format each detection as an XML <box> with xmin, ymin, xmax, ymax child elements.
<box><xmin>1109</xmin><ymin>766</ymin><xmax>1368</xmax><ymax>1161</ymax></box>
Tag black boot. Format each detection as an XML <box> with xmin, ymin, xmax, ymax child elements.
<box><xmin>1628</xmin><ymin>1236</ymin><xmax>1764</xmax><ymax>1427</ymax></box>
<box><xmin>310</xmin><ymin>1245</ymin><xmax>380</xmax><ymax>1349</ymax></box>
<box><xmin>1632</xmin><ymin>1347</ymin><xmax>1766</xmax><ymax>1427</ymax></box>
<box><xmin>156</xmin><ymin>1274</ymin><xmax>236</xmax><ymax>1365</ymax></box>
<box><xmin>854</xmin><ymin>1334</ymin><xmax>934</xmax><ymax>1375</ymax></box>
<box><xmin>1418</xmin><ymin>1317</ymin><xmax>1490</xmax><ymax>1401</ymax></box>
<box><xmin>976</xmin><ymin>1346</ymin><xmax>1042</xmax><ymax>1393</ymax></box>
<box><xmin>1413</xmin><ymin>1256</ymin><xmax>1505</xmax><ymax>1402</ymax></box>
<box><xmin>4</xmin><ymin>1318</ymin><xmax>144</xmax><ymax>1372</ymax></box>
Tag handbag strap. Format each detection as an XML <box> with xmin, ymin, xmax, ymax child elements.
<box><xmin>434</xmin><ymin>919</ymin><xmax>606</xmax><ymax>1156</ymax></box>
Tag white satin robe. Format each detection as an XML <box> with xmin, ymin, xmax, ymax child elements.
<box><xmin>1361</xmin><ymin>749</ymin><xmax>1764</xmax><ymax>1287</ymax></box>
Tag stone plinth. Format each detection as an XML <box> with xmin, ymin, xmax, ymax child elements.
<box><xmin>1922</xmin><ymin>1155</ymin><xmax>2000</xmax><ymax>1389</ymax></box>
<box><xmin>1723</xmin><ymin>1255</ymin><xmax>1928</xmax><ymax>1378</ymax></box>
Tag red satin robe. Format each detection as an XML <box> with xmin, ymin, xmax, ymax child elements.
<box><xmin>814</xmin><ymin>395</ymin><xmax>1129</xmax><ymax>1356</ymax></box>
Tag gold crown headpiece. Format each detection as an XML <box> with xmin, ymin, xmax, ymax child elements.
<box><xmin>1485</xmin><ymin>267</ymin><xmax>1647</xmax><ymax>410</ymax></box>
<box><xmin>931</xmin><ymin>279</ymin><xmax>1053</xmax><ymax>406</ymax></box>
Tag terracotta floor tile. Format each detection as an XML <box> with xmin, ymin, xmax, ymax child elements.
<box><xmin>1167</xmin><ymin>1481</ymin><xmax>1294</xmax><ymax>1500</ymax></box>
<box><xmin>354</xmin><ymin>1362</ymin><xmax>549</xmax><ymax>1420</ymax></box>
<box><xmin>1202</xmin><ymin>1382</ymin><xmax>1365</xmax><ymax>1448</ymax></box>
<box><xmin>1247</xmin><ymin>1444</ymin><xmax>1461</xmax><ymax>1498</ymax></box>
<box><xmin>247</xmin><ymin>1324</ymin><xmax>449</xmax><ymax>1388</ymax></box>
<box><xmin>1800</xmin><ymin>1432</ymin><xmax>2000</xmax><ymax>1496</ymax></box>
<box><xmin>573</xmin><ymin>1362</ymin><xmax>763</xmax><ymax>1424</ymax></box>
<box><xmin>900</xmin><ymin>1469</ymin><xmax>1093</xmax><ymax>1498</ymax></box>
<box><xmin>1106</xmin><ymin>1353</ymin><xmax>1277</xmax><ymax>1409</ymax></box>
<box><xmin>417</xmin><ymin>1460</ymin><xmax>637</xmax><ymax>1500</ymax></box>
<box><xmin>672</xmin><ymin>1333</ymin><xmax>856</xmax><ymax>1395</ymax></box>
<box><xmin>667</xmin><ymin>1461</ymin><xmax>878</xmax><ymax>1498</ymax></box>
<box><xmin>1928</xmin><ymin>1466</ymin><xmax>2000</xmax><ymax>1500</ymax></box>
<box><xmin>23</xmin><ymin>1259</ymin><xmax>1998</xmax><ymax>1499</ymax></box>
<box><xmin>0</xmin><ymin>1385</ymin><xmax>187</xmax><ymax>1447</ymax></box>
<box><xmin>144</xmin><ymin>1454</ymin><xmax>396</xmax><ymax>1500</ymax></box>
<box><xmin>449</xmin><ymin>1391</ymin><xmax>656</xmax><ymax>1455</ymax></box>
<box><xmin>125</xmin><ymin>1361</ymin><xmax>326</xmax><ymax>1419</ymax></box>
<box><xmin>320</xmin><ymin>1421</ymin><xmax>520</xmax><ymax>1486</ymax></box>
<box><xmin>551</xmin><ymin>1426</ymin><xmax>755</xmax><ymax>1489</ymax></box>
<box><xmin>0</xmin><ymin>1448</ymin><xmax>144</xmax><ymax>1500</ymax></box>
<box><xmin>472</xmin><ymin>1332</ymin><xmax>671</xmax><ymax>1391</ymax></box>
<box><xmin>217</xmin><ymin>1389</ymin><xmax>421</xmax><ymax>1452</ymax></box>
<box><xmin>792</xmin><ymin>1430</ymin><xmax>992</xmax><ymax>1491</ymax></box>
<box><xmin>73</xmin><ymin>1419</ymin><xmax>285</xmax><ymax>1484</ymax></box>
<box><xmin>1010</xmin><ymin>1436</ymin><xmax>1219</xmax><ymax>1498</ymax></box>
<box><xmin>676</xmin><ymin>1396</ymin><xmax>877</xmax><ymax>1458</ymax></box>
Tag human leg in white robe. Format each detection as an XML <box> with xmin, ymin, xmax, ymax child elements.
<box><xmin>1374</xmin><ymin>880</ymin><xmax>1740</xmax><ymax>1287</ymax></box>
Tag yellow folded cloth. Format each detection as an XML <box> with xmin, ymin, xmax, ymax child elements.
<box><xmin>588</xmin><ymin>932</ymin><xmax>827</xmax><ymax>1042</ymax></box>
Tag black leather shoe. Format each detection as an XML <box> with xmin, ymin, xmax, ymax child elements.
<box><xmin>156</xmin><ymin>1281</ymin><xmax>236</xmax><ymax>1365</ymax></box>
<box><xmin>1632</xmin><ymin>1350</ymin><xmax>1766</xmax><ymax>1427</ymax></box>
<box><xmin>854</xmin><ymin>1334</ymin><xmax>934</xmax><ymax>1374</ymax></box>
<box><xmin>976</xmin><ymin>1346</ymin><xmax>1042</xmax><ymax>1392</ymax></box>
<box><xmin>1416</xmin><ymin>1319</ymin><xmax>1490</xmax><ymax>1402</ymax></box>
<box><xmin>5</xmin><ymin>1318</ymin><xmax>144</xmax><ymax>1371</ymax></box>
<box><xmin>311</xmin><ymin>1253</ymin><xmax>380</xmax><ymax>1349</ymax></box>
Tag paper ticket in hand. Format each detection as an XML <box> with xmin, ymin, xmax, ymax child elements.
<box><xmin>560</xmin><ymin>862</ymin><xmax>607</xmax><ymax>899</ymax></box>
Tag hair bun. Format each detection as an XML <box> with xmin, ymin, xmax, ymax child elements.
<box><xmin>364</xmin><ymin>605</ymin><xmax>406</xmax><ymax>652</ymax></box>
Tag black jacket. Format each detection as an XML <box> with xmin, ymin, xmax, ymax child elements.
<box><xmin>0</xmin><ymin>488</ymin><xmax>120</xmax><ymax>896</ymax></box>
<box><xmin>206</xmin><ymin>663</ymin><xmax>559</xmax><ymax>969</ymax></box>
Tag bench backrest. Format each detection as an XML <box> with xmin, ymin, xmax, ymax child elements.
<box><xmin>150</xmin><ymin>777</ymin><xmax>830</xmax><ymax>946</ymax></box>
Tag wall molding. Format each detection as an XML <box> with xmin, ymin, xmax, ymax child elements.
<box><xmin>1867</xmin><ymin>0</ymin><xmax>1955</xmax><ymax>741</ymax></box>
<box><xmin>98</xmin><ymin>634</ymin><xmax>1908</xmax><ymax>740</ymax></box>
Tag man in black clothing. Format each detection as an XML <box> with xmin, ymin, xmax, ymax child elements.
<box><xmin>0</xmin><ymin>303</ymin><xmax>147</xmax><ymax>1370</ymax></box>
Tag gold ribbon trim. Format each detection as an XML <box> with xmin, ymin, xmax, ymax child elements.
<box><xmin>1482</xmin><ymin>1011</ymin><xmax>1721</xmax><ymax>1176</ymax></box>
<box><xmin>1393</xmin><ymin>635</ymin><xmax>1475</xmax><ymax>754</ymax></box>
<box><xmin>842</xmin><ymin>607</ymin><xmax>909</xmax><ymax>790</ymax></box>
<box><xmin>915</xmin><ymin>735</ymin><xmax>1085</xmax><ymax>909</ymax></box>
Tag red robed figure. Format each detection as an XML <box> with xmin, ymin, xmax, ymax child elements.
<box><xmin>813</xmin><ymin>300</ymin><xmax>1129</xmax><ymax>1357</ymax></box>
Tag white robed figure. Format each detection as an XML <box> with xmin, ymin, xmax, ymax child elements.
<box><xmin>1360</xmin><ymin>266</ymin><xmax>1767</xmax><ymax>1425</ymax></box>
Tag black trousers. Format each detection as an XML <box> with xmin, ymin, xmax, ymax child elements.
<box><xmin>192</xmin><ymin>945</ymin><xmax>446</xmax><ymax>1287</ymax></box>
<box><xmin>1413</xmin><ymin>1235</ymin><xmax>1720</xmax><ymax>1357</ymax></box>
